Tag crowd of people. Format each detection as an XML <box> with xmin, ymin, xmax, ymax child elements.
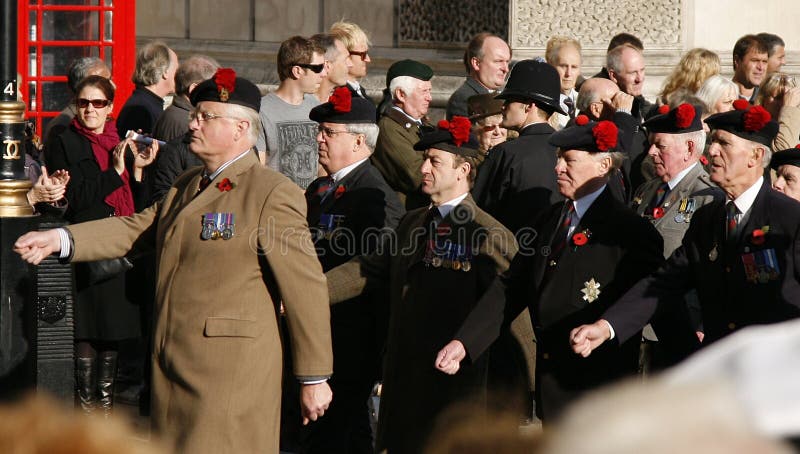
<box><xmin>7</xmin><ymin>19</ymin><xmax>800</xmax><ymax>454</ymax></box>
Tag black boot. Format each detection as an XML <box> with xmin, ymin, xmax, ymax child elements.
<box><xmin>97</xmin><ymin>351</ymin><xmax>118</xmax><ymax>418</ymax></box>
<box><xmin>75</xmin><ymin>356</ymin><xmax>96</xmax><ymax>415</ymax></box>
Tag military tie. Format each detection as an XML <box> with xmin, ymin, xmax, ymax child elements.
<box><xmin>424</xmin><ymin>206</ymin><xmax>443</xmax><ymax>238</ymax></box>
<box><xmin>197</xmin><ymin>174</ymin><xmax>212</xmax><ymax>194</ymax></box>
<box><xmin>726</xmin><ymin>201</ymin><xmax>740</xmax><ymax>242</ymax></box>
<box><xmin>310</xmin><ymin>176</ymin><xmax>336</xmax><ymax>203</ymax></box>
<box><xmin>549</xmin><ymin>200</ymin><xmax>575</xmax><ymax>260</ymax></box>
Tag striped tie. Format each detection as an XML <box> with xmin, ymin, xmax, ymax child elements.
<box><xmin>726</xmin><ymin>201</ymin><xmax>740</xmax><ymax>241</ymax></box>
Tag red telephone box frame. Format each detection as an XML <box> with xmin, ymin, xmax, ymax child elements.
<box><xmin>16</xmin><ymin>1</ymin><xmax>136</xmax><ymax>136</ymax></box>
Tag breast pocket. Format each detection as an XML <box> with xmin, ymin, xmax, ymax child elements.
<box><xmin>204</xmin><ymin>317</ymin><xmax>258</xmax><ymax>338</ymax></box>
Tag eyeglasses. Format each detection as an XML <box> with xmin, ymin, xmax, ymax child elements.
<box><xmin>76</xmin><ymin>98</ymin><xmax>110</xmax><ymax>109</ymax></box>
<box><xmin>189</xmin><ymin>110</ymin><xmax>239</xmax><ymax>122</ymax></box>
<box><xmin>293</xmin><ymin>63</ymin><xmax>325</xmax><ymax>73</ymax></box>
<box><xmin>317</xmin><ymin>125</ymin><xmax>356</xmax><ymax>138</ymax></box>
<box><xmin>349</xmin><ymin>50</ymin><xmax>369</xmax><ymax>61</ymax></box>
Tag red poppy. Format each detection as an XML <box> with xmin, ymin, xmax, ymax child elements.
<box><xmin>572</xmin><ymin>232</ymin><xmax>588</xmax><ymax>246</ymax></box>
<box><xmin>751</xmin><ymin>228</ymin><xmax>766</xmax><ymax>245</ymax></box>
<box><xmin>592</xmin><ymin>121</ymin><xmax>618</xmax><ymax>151</ymax></box>
<box><xmin>329</xmin><ymin>87</ymin><xmax>352</xmax><ymax>113</ymax></box>
<box><xmin>334</xmin><ymin>185</ymin><xmax>346</xmax><ymax>199</ymax></box>
<box><xmin>214</xmin><ymin>68</ymin><xmax>236</xmax><ymax>101</ymax></box>
<box><xmin>653</xmin><ymin>207</ymin><xmax>664</xmax><ymax>219</ymax></box>
<box><xmin>216</xmin><ymin>178</ymin><xmax>234</xmax><ymax>192</ymax></box>
<box><xmin>743</xmin><ymin>105</ymin><xmax>771</xmax><ymax>132</ymax></box>
<box><xmin>733</xmin><ymin>99</ymin><xmax>750</xmax><ymax>111</ymax></box>
<box><xmin>575</xmin><ymin>114</ymin><xmax>590</xmax><ymax>126</ymax></box>
<box><xmin>699</xmin><ymin>155</ymin><xmax>709</xmax><ymax>165</ymax></box>
<box><xmin>658</xmin><ymin>104</ymin><xmax>670</xmax><ymax>115</ymax></box>
<box><xmin>448</xmin><ymin>116</ymin><xmax>471</xmax><ymax>146</ymax></box>
<box><xmin>675</xmin><ymin>103</ymin><xmax>695</xmax><ymax>128</ymax></box>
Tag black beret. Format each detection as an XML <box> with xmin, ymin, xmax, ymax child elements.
<box><xmin>467</xmin><ymin>93</ymin><xmax>503</xmax><ymax>121</ymax></box>
<box><xmin>310</xmin><ymin>87</ymin><xmax>377</xmax><ymax>124</ymax></box>
<box><xmin>549</xmin><ymin>115</ymin><xmax>620</xmax><ymax>153</ymax></box>
<box><xmin>413</xmin><ymin>117</ymin><xmax>480</xmax><ymax>158</ymax></box>
<box><xmin>643</xmin><ymin>103</ymin><xmax>704</xmax><ymax>134</ymax></box>
<box><xmin>704</xmin><ymin>101</ymin><xmax>778</xmax><ymax>147</ymax></box>
<box><xmin>385</xmin><ymin>59</ymin><xmax>433</xmax><ymax>87</ymax></box>
<box><xmin>496</xmin><ymin>60</ymin><xmax>567</xmax><ymax>116</ymax></box>
<box><xmin>769</xmin><ymin>146</ymin><xmax>800</xmax><ymax>170</ymax></box>
<box><xmin>190</xmin><ymin>68</ymin><xmax>261</xmax><ymax>113</ymax></box>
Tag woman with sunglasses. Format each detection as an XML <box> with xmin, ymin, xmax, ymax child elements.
<box><xmin>44</xmin><ymin>74</ymin><xmax>158</xmax><ymax>417</ymax></box>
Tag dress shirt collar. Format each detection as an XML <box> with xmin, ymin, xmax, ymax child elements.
<box><xmin>391</xmin><ymin>105</ymin><xmax>422</xmax><ymax>124</ymax></box>
<box><xmin>431</xmin><ymin>192</ymin><xmax>469</xmax><ymax>219</ymax></box>
<box><xmin>204</xmin><ymin>149</ymin><xmax>251</xmax><ymax>181</ymax></box>
<box><xmin>667</xmin><ymin>162</ymin><xmax>699</xmax><ymax>190</ymax></box>
<box><xmin>347</xmin><ymin>80</ymin><xmax>362</xmax><ymax>94</ymax></box>
<box><xmin>730</xmin><ymin>176</ymin><xmax>763</xmax><ymax>217</ymax></box>
<box><xmin>331</xmin><ymin>157</ymin><xmax>368</xmax><ymax>183</ymax></box>
<box><xmin>573</xmin><ymin>184</ymin><xmax>607</xmax><ymax>220</ymax></box>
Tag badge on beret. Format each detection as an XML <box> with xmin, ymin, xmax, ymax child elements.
<box><xmin>214</xmin><ymin>68</ymin><xmax>236</xmax><ymax>102</ymax></box>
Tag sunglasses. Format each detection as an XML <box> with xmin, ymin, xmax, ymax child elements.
<box><xmin>294</xmin><ymin>63</ymin><xmax>325</xmax><ymax>74</ymax></box>
<box><xmin>349</xmin><ymin>50</ymin><xmax>369</xmax><ymax>61</ymax></box>
<box><xmin>76</xmin><ymin>98</ymin><xmax>110</xmax><ymax>109</ymax></box>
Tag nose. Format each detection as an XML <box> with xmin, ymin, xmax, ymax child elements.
<box><xmin>420</xmin><ymin>158</ymin><xmax>432</xmax><ymax>174</ymax></box>
<box><xmin>554</xmin><ymin>157</ymin><xmax>566</xmax><ymax>174</ymax></box>
<box><xmin>647</xmin><ymin>143</ymin><xmax>658</xmax><ymax>157</ymax></box>
<box><xmin>773</xmin><ymin>176</ymin><xmax>786</xmax><ymax>192</ymax></box>
<box><xmin>316</xmin><ymin>129</ymin><xmax>325</xmax><ymax>143</ymax></box>
<box><xmin>708</xmin><ymin>142</ymin><xmax>720</xmax><ymax>157</ymax></box>
<box><xmin>189</xmin><ymin>115</ymin><xmax>201</xmax><ymax>130</ymax></box>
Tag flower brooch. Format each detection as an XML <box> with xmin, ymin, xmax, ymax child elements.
<box><xmin>572</xmin><ymin>228</ymin><xmax>592</xmax><ymax>249</ymax></box>
<box><xmin>216</xmin><ymin>178</ymin><xmax>234</xmax><ymax>192</ymax></box>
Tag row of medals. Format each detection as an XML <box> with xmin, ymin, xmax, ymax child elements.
<box><xmin>426</xmin><ymin>240</ymin><xmax>472</xmax><ymax>272</ymax></box>
<box><xmin>202</xmin><ymin>213</ymin><xmax>235</xmax><ymax>240</ymax></box>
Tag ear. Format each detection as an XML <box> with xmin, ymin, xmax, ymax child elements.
<box><xmin>607</xmin><ymin>69</ymin><xmax>619</xmax><ymax>84</ymax></box>
<box><xmin>470</xmin><ymin>56</ymin><xmax>481</xmax><ymax>73</ymax></box>
<box><xmin>394</xmin><ymin>87</ymin><xmax>407</xmax><ymax>104</ymax></box>
<box><xmin>290</xmin><ymin>65</ymin><xmax>304</xmax><ymax>80</ymax></box>
<box><xmin>187</xmin><ymin>82</ymin><xmax>199</xmax><ymax>94</ymax></box>
<box><xmin>751</xmin><ymin>145</ymin><xmax>765</xmax><ymax>167</ymax></box>
<box><xmin>458</xmin><ymin>160</ymin><xmax>472</xmax><ymax>179</ymax></box>
<box><xmin>598</xmin><ymin>155</ymin><xmax>612</xmax><ymax>176</ymax></box>
<box><xmin>234</xmin><ymin>118</ymin><xmax>250</xmax><ymax>140</ymax></box>
<box><xmin>353</xmin><ymin>133</ymin><xmax>365</xmax><ymax>151</ymax></box>
<box><xmin>589</xmin><ymin>102</ymin><xmax>602</xmax><ymax>119</ymax></box>
<box><xmin>685</xmin><ymin>139</ymin><xmax>695</xmax><ymax>160</ymax></box>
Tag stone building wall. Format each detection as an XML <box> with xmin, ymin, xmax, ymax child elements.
<box><xmin>136</xmin><ymin>0</ymin><xmax>800</xmax><ymax>119</ymax></box>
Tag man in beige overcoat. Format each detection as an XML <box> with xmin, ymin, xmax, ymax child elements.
<box><xmin>15</xmin><ymin>69</ymin><xmax>333</xmax><ymax>454</ymax></box>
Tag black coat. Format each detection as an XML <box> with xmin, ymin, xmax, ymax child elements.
<box><xmin>606</xmin><ymin>182</ymin><xmax>800</xmax><ymax>347</ymax></box>
<box><xmin>44</xmin><ymin>126</ymin><xmax>143</xmax><ymax>341</ymax></box>
<box><xmin>459</xmin><ymin>186</ymin><xmax>664</xmax><ymax>420</ymax></box>
<box><xmin>472</xmin><ymin>123</ymin><xmax>563</xmax><ymax>232</ymax></box>
<box><xmin>150</xmin><ymin>134</ymin><xmax>203</xmax><ymax>204</ymax></box>
<box><xmin>115</xmin><ymin>86</ymin><xmax>164</xmax><ymax>140</ymax></box>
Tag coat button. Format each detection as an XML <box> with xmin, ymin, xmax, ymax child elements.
<box><xmin>725</xmin><ymin>266</ymin><xmax>731</xmax><ymax>273</ymax></box>
<box><xmin>542</xmin><ymin>353</ymin><xmax>549</xmax><ymax>360</ymax></box>
<box><xmin>728</xmin><ymin>322</ymin><xmax>736</xmax><ymax>330</ymax></box>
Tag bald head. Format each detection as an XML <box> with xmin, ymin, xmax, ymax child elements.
<box><xmin>577</xmin><ymin>78</ymin><xmax>619</xmax><ymax>120</ymax></box>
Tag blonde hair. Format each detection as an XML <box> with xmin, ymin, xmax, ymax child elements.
<box><xmin>329</xmin><ymin>21</ymin><xmax>371</xmax><ymax>51</ymax></box>
<box><xmin>755</xmin><ymin>72</ymin><xmax>797</xmax><ymax>106</ymax></box>
<box><xmin>659</xmin><ymin>48</ymin><xmax>721</xmax><ymax>103</ymax></box>
<box><xmin>545</xmin><ymin>36</ymin><xmax>582</xmax><ymax>65</ymax></box>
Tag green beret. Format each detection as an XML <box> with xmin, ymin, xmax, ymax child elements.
<box><xmin>385</xmin><ymin>59</ymin><xmax>433</xmax><ymax>87</ymax></box>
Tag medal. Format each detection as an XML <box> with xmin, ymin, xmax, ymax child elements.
<box><xmin>431</xmin><ymin>256</ymin><xmax>442</xmax><ymax>267</ymax></box>
<box><xmin>461</xmin><ymin>261</ymin><xmax>471</xmax><ymax>272</ymax></box>
<box><xmin>708</xmin><ymin>244</ymin><xmax>718</xmax><ymax>262</ymax></box>
<box><xmin>674</xmin><ymin>213</ymin><xmax>685</xmax><ymax>223</ymax></box>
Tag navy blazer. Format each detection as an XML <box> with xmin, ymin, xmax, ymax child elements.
<box><xmin>606</xmin><ymin>181</ymin><xmax>800</xmax><ymax>346</ymax></box>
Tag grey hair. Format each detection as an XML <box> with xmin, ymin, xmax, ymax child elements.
<box><xmin>753</xmin><ymin>141</ymin><xmax>773</xmax><ymax>169</ymax></box>
<box><xmin>67</xmin><ymin>57</ymin><xmax>107</xmax><ymax>93</ymax></box>
<box><xmin>606</xmin><ymin>44</ymin><xmax>641</xmax><ymax>75</ymax></box>
<box><xmin>224</xmin><ymin>104</ymin><xmax>262</xmax><ymax>145</ymax></box>
<box><xmin>676</xmin><ymin>129</ymin><xmax>708</xmax><ymax>154</ymax></box>
<box><xmin>389</xmin><ymin>76</ymin><xmax>419</xmax><ymax>101</ymax></box>
<box><xmin>132</xmin><ymin>41</ymin><xmax>173</xmax><ymax>86</ymax></box>
<box><xmin>175</xmin><ymin>55</ymin><xmax>220</xmax><ymax>96</ymax></box>
<box><xmin>310</xmin><ymin>34</ymin><xmax>339</xmax><ymax>61</ymax></box>
<box><xmin>696</xmin><ymin>75</ymin><xmax>739</xmax><ymax>114</ymax></box>
<box><xmin>592</xmin><ymin>150</ymin><xmax>626</xmax><ymax>171</ymax></box>
<box><xmin>345</xmin><ymin>123</ymin><xmax>380</xmax><ymax>150</ymax></box>
<box><xmin>576</xmin><ymin>84</ymin><xmax>600</xmax><ymax>113</ymax></box>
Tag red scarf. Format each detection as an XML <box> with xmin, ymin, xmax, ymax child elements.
<box><xmin>70</xmin><ymin>118</ymin><xmax>135</xmax><ymax>216</ymax></box>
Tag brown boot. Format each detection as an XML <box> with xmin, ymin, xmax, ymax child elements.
<box><xmin>97</xmin><ymin>351</ymin><xmax>118</xmax><ymax>418</ymax></box>
<box><xmin>75</xmin><ymin>356</ymin><xmax>96</xmax><ymax>415</ymax></box>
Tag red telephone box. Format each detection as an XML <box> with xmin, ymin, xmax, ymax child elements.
<box><xmin>16</xmin><ymin>0</ymin><xmax>136</xmax><ymax>136</ymax></box>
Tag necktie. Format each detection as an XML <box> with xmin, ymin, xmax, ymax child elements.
<box><xmin>550</xmin><ymin>201</ymin><xmax>575</xmax><ymax>259</ymax></box>
<box><xmin>564</xmin><ymin>97</ymin><xmax>576</xmax><ymax>118</ymax></box>
<box><xmin>424</xmin><ymin>206</ymin><xmax>443</xmax><ymax>238</ymax></box>
<box><xmin>311</xmin><ymin>176</ymin><xmax>336</xmax><ymax>203</ymax></box>
<box><xmin>197</xmin><ymin>175</ymin><xmax>212</xmax><ymax>194</ymax></box>
<box><xmin>726</xmin><ymin>201</ymin><xmax>740</xmax><ymax>241</ymax></box>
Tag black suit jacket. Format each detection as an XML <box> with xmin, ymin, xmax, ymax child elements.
<box><xmin>472</xmin><ymin>123</ymin><xmax>563</xmax><ymax>232</ymax></box>
<box><xmin>459</xmin><ymin>186</ymin><xmax>664</xmax><ymax>419</ymax></box>
<box><xmin>606</xmin><ymin>181</ymin><xmax>800</xmax><ymax>347</ymax></box>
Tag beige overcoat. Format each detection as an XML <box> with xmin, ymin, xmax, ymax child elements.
<box><xmin>68</xmin><ymin>152</ymin><xmax>332</xmax><ymax>453</ymax></box>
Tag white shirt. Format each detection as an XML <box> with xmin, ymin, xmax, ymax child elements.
<box><xmin>667</xmin><ymin>162</ymin><xmax>699</xmax><ymax>191</ymax></box>
<box><xmin>568</xmin><ymin>184</ymin><xmax>606</xmax><ymax>237</ymax></box>
<box><xmin>348</xmin><ymin>81</ymin><xmax>365</xmax><ymax>97</ymax></box>
<box><xmin>331</xmin><ymin>157</ymin><xmax>369</xmax><ymax>183</ymax></box>
<box><xmin>391</xmin><ymin>106</ymin><xmax>422</xmax><ymax>124</ymax></box>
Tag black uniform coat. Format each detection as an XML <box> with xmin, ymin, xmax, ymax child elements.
<box><xmin>605</xmin><ymin>181</ymin><xmax>800</xmax><ymax>346</ymax></box>
<box><xmin>286</xmin><ymin>159</ymin><xmax>403</xmax><ymax>453</ymax></box>
<box><xmin>471</xmin><ymin>122</ymin><xmax>563</xmax><ymax>232</ymax></box>
<box><xmin>45</xmin><ymin>126</ymin><xmax>145</xmax><ymax>340</ymax></box>
<box><xmin>458</xmin><ymin>186</ymin><xmax>664</xmax><ymax>420</ymax></box>
<box><xmin>326</xmin><ymin>195</ymin><xmax>517</xmax><ymax>454</ymax></box>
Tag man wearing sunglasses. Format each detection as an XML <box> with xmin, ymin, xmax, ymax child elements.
<box><xmin>330</xmin><ymin>21</ymin><xmax>372</xmax><ymax>100</ymax></box>
<box><xmin>256</xmin><ymin>36</ymin><xmax>327</xmax><ymax>191</ymax></box>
